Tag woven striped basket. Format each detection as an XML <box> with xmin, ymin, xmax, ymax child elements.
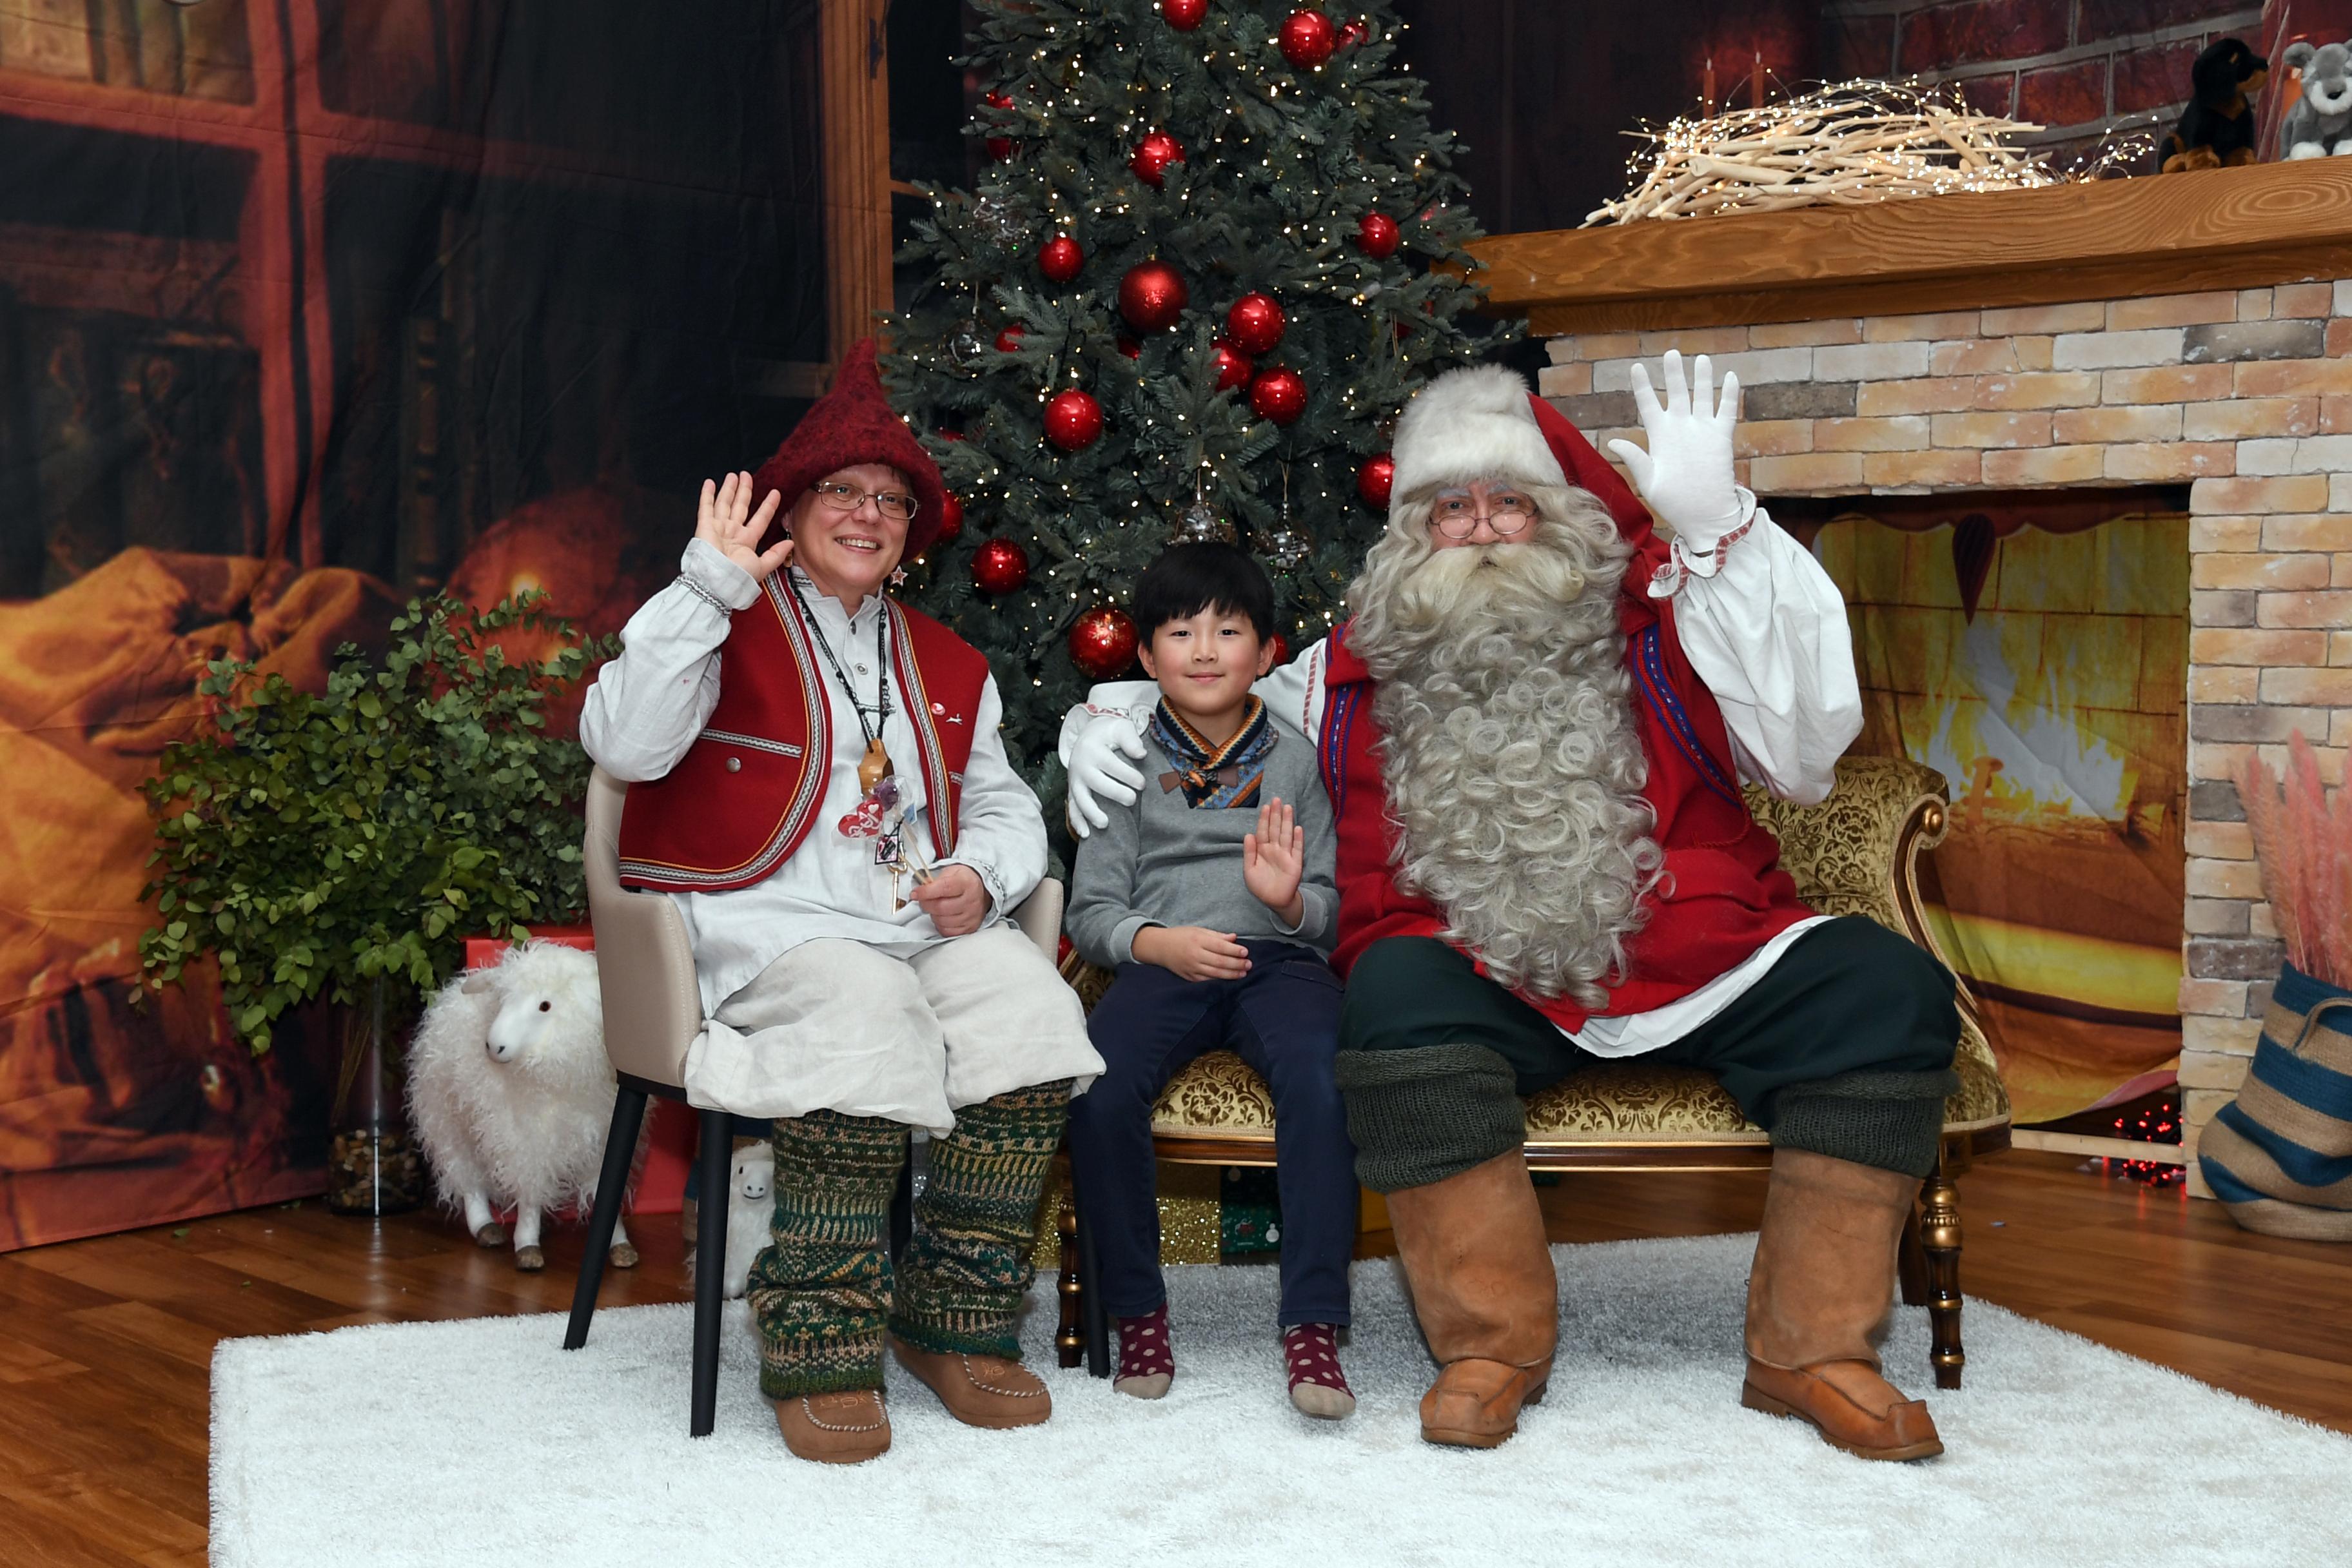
<box><xmin>2198</xmin><ymin>963</ymin><xmax>2352</xmax><ymax>1242</ymax></box>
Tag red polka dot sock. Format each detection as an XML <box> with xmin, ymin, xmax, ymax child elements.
<box><xmin>1113</xmin><ymin>1303</ymin><xmax>1175</xmax><ymax>1398</ymax></box>
<box><xmin>1282</xmin><ymin>1323</ymin><xmax>1356</xmax><ymax>1419</ymax></box>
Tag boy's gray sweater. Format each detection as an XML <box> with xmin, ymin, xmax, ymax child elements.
<box><xmin>1066</xmin><ymin>714</ymin><xmax>1339</xmax><ymax>968</ymax></box>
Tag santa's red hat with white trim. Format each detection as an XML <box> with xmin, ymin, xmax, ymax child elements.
<box><xmin>1386</xmin><ymin>362</ymin><xmax>1652</xmax><ymax>540</ymax></box>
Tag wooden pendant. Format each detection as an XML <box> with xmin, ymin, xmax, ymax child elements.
<box><xmin>858</xmin><ymin>738</ymin><xmax>892</xmax><ymax>794</ymax></box>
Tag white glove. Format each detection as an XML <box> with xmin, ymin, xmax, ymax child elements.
<box><xmin>1606</xmin><ymin>349</ymin><xmax>1749</xmax><ymax>558</ymax></box>
<box><xmin>1057</xmin><ymin>705</ymin><xmax>1150</xmax><ymax>837</ymax></box>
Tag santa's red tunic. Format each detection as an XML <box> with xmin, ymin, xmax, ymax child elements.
<box><xmin>1318</xmin><ymin>398</ymin><xmax>1815</xmax><ymax>1036</ymax></box>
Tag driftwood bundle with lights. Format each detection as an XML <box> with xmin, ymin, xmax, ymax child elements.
<box><xmin>1586</xmin><ymin>79</ymin><xmax>2143</xmax><ymax>227</ymax></box>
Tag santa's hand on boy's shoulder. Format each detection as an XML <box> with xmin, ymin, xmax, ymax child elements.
<box><xmin>1134</xmin><ymin>925</ymin><xmax>1253</xmax><ymax>983</ymax></box>
<box><xmin>1060</xmin><ymin>705</ymin><xmax>1150</xmax><ymax>835</ymax></box>
<box><xmin>1242</xmin><ymin>798</ymin><xmax>1305</xmax><ymax>919</ymax></box>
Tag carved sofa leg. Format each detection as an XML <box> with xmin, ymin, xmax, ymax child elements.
<box><xmin>1055</xmin><ymin>1170</ymin><xmax>1084</xmax><ymax>1370</ymax></box>
<box><xmin>1919</xmin><ymin>1161</ymin><xmax>1965</xmax><ymax>1391</ymax></box>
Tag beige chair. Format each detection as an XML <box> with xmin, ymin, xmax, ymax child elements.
<box><xmin>562</xmin><ymin>764</ymin><xmax>1067</xmax><ymax>1435</ymax></box>
<box><xmin>1054</xmin><ymin>754</ymin><xmax>2012</xmax><ymax>1387</ymax></box>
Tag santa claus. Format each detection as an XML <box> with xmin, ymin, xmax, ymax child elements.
<box><xmin>1063</xmin><ymin>353</ymin><xmax>1960</xmax><ymax>1460</ymax></box>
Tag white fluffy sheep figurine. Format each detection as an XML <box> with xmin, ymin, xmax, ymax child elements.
<box><xmin>407</xmin><ymin>942</ymin><xmax>642</xmax><ymax>1271</ymax></box>
<box><xmin>722</xmin><ymin>1144</ymin><xmax>774</xmax><ymax>1299</ymax></box>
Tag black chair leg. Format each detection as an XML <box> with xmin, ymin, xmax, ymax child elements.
<box><xmin>889</xmin><ymin>1151</ymin><xmax>914</xmax><ymax>1266</ymax></box>
<box><xmin>1075</xmin><ymin>1191</ymin><xmax>1110</xmax><ymax>1378</ymax></box>
<box><xmin>690</xmin><ymin>1108</ymin><xmax>731</xmax><ymax>1436</ymax></box>
<box><xmin>563</xmin><ymin>1084</ymin><xmax>648</xmax><ymax>1351</ymax></box>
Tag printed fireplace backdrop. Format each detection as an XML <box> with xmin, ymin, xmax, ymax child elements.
<box><xmin>1800</xmin><ymin>492</ymin><xmax>2191</xmax><ymax>1127</ymax></box>
<box><xmin>0</xmin><ymin>0</ymin><xmax>839</xmax><ymax>1250</ymax></box>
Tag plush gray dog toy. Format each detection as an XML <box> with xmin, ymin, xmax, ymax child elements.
<box><xmin>2282</xmin><ymin>39</ymin><xmax>2352</xmax><ymax>158</ymax></box>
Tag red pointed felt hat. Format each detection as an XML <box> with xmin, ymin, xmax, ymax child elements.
<box><xmin>750</xmin><ymin>338</ymin><xmax>951</xmax><ymax>553</ymax></box>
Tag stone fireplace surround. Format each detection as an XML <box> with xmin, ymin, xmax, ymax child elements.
<box><xmin>1467</xmin><ymin>159</ymin><xmax>2352</xmax><ymax>1195</ymax></box>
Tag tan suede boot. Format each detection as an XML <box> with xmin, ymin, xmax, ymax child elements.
<box><xmin>1384</xmin><ymin>1149</ymin><xmax>1558</xmax><ymax>1449</ymax></box>
<box><xmin>1741</xmin><ymin>1147</ymin><xmax>1943</xmax><ymax>1462</ymax></box>
<box><xmin>773</xmin><ymin>1389</ymin><xmax>892</xmax><ymax>1464</ymax></box>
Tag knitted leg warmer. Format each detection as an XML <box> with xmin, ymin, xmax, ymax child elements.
<box><xmin>746</xmin><ymin>1108</ymin><xmax>906</xmax><ymax>1400</ymax></box>
<box><xmin>1769</xmin><ymin>1068</ymin><xmax>1962</xmax><ymax>1181</ymax></box>
<box><xmin>1333</xmin><ymin>1043</ymin><xmax>1527</xmax><ymax>1193</ymax></box>
<box><xmin>892</xmin><ymin>1080</ymin><xmax>1072</xmax><ymax>1358</ymax></box>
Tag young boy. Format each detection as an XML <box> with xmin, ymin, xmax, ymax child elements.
<box><xmin>1064</xmin><ymin>542</ymin><xmax>1355</xmax><ymax>1418</ymax></box>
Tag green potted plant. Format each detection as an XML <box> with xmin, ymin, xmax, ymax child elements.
<box><xmin>139</xmin><ymin>592</ymin><xmax>612</xmax><ymax>1215</ymax></box>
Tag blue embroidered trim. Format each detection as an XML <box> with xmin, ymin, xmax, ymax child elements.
<box><xmin>1634</xmin><ymin>624</ymin><xmax>1741</xmax><ymax>806</ymax></box>
<box><xmin>1320</xmin><ymin>684</ymin><xmax>1361</xmax><ymax>818</ymax></box>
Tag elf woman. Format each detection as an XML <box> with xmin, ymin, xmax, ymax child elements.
<box><xmin>580</xmin><ymin>340</ymin><xmax>1102</xmax><ymax>1465</ymax></box>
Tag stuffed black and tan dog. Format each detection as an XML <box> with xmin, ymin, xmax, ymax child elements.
<box><xmin>2161</xmin><ymin>37</ymin><xmax>2269</xmax><ymax>173</ymax></box>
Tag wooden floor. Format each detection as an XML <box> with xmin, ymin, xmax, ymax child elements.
<box><xmin>5</xmin><ymin>1150</ymin><xmax>2349</xmax><ymax>1565</ymax></box>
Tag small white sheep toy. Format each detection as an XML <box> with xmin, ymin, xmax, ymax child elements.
<box><xmin>407</xmin><ymin>941</ymin><xmax>642</xmax><ymax>1271</ymax></box>
<box><xmin>722</xmin><ymin>1144</ymin><xmax>774</xmax><ymax>1299</ymax></box>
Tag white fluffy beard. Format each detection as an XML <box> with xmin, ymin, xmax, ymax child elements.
<box><xmin>1348</xmin><ymin>496</ymin><xmax>1662</xmax><ymax>1007</ymax></box>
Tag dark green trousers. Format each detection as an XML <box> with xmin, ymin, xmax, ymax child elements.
<box><xmin>1334</xmin><ymin>917</ymin><xmax>1961</xmax><ymax>1191</ymax></box>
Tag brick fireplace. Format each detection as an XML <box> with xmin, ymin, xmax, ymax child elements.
<box><xmin>1468</xmin><ymin>159</ymin><xmax>2352</xmax><ymax>1193</ymax></box>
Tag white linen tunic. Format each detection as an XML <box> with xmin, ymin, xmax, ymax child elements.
<box><xmin>1067</xmin><ymin>504</ymin><xmax>1861</xmax><ymax>1060</ymax></box>
<box><xmin>582</xmin><ymin>540</ymin><xmax>1101</xmax><ymax>1130</ymax></box>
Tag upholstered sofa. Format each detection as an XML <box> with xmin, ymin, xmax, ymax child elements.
<box><xmin>1050</xmin><ymin>753</ymin><xmax>2013</xmax><ymax>1388</ymax></box>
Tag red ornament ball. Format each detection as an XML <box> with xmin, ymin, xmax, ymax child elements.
<box><xmin>1357</xmin><ymin>452</ymin><xmax>1395</xmax><ymax>509</ymax></box>
<box><xmin>1250</xmin><ymin>366</ymin><xmax>1308</xmax><ymax>426</ymax></box>
<box><xmin>1044</xmin><ymin>387</ymin><xmax>1105</xmax><ymax>451</ymax></box>
<box><xmin>1068</xmin><ymin>605</ymin><xmax>1141</xmax><ymax>678</ymax></box>
<box><xmin>994</xmin><ymin>324</ymin><xmax>1026</xmax><ymax>353</ymax></box>
<box><xmin>1119</xmin><ymin>337</ymin><xmax>1142</xmax><ymax>360</ymax></box>
<box><xmin>1211</xmin><ymin>338</ymin><xmax>1254</xmax><ymax>391</ymax></box>
<box><xmin>972</xmin><ymin>537</ymin><xmax>1031</xmax><ymax>595</ymax></box>
<box><xmin>1132</xmin><ymin>131</ymin><xmax>1187</xmax><ymax>187</ymax></box>
<box><xmin>1355</xmin><ymin>212</ymin><xmax>1401</xmax><ymax>258</ymax></box>
<box><xmin>1161</xmin><ymin>0</ymin><xmax>1208</xmax><ymax>28</ymax></box>
<box><xmin>1278</xmin><ymin>10</ymin><xmax>1337</xmax><ymax>68</ymax></box>
<box><xmin>934</xmin><ymin>492</ymin><xmax>965</xmax><ymax>543</ymax></box>
<box><xmin>981</xmin><ymin>90</ymin><xmax>1017</xmax><ymax>159</ymax></box>
<box><xmin>1337</xmin><ymin>16</ymin><xmax>1370</xmax><ymax>47</ymax></box>
<box><xmin>1224</xmin><ymin>292</ymin><xmax>1286</xmax><ymax>355</ymax></box>
<box><xmin>1267</xmin><ymin>631</ymin><xmax>1290</xmax><ymax>667</ymax></box>
<box><xmin>1119</xmin><ymin>260</ymin><xmax>1189</xmax><ymax>333</ymax></box>
<box><xmin>1039</xmin><ymin>235</ymin><xmax>1084</xmax><ymax>283</ymax></box>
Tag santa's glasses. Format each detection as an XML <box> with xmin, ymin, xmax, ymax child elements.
<box><xmin>1431</xmin><ymin>487</ymin><xmax>1538</xmax><ymax>540</ymax></box>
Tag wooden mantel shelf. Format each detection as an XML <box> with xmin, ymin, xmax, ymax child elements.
<box><xmin>1466</xmin><ymin>158</ymin><xmax>2352</xmax><ymax>335</ymax></box>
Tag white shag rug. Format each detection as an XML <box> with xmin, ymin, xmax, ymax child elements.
<box><xmin>211</xmin><ymin>1233</ymin><xmax>2349</xmax><ymax>1567</ymax></box>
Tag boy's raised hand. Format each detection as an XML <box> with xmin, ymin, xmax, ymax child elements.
<box><xmin>1242</xmin><ymin>797</ymin><xmax>1307</xmax><ymax>928</ymax></box>
<box><xmin>1132</xmin><ymin>925</ymin><xmax>1253</xmax><ymax>983</ymax></box>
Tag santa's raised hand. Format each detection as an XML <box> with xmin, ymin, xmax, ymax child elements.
<box><xmin>1607</xmin><ymin>350</ymin><xmax>1751</xmax><ymax>569</ymax></box>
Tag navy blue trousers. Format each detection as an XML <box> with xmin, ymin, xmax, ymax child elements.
<box><xmin>1065</xmin><ymin>940</ymin><xmax>1355</xmax><ymax>1327</ymax></box>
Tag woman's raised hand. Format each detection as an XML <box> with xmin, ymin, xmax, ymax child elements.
<box><xmin>696</xmin><ymin>471</ymin><xmax>792</xmax><ymax>581</ymax></box>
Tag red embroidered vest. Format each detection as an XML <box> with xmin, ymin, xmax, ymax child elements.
<box><xmin>616</xmin><ymin>576</ymin><xmax>991</xmax><ymax>892</ymax></box>
<box><xmin>1318</xmin><ymin>553</ymin><xmax>1816</xmax><ymax>1035</ymax></box>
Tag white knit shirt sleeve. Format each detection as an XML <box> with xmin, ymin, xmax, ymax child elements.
<box><xmin>939</xmin><ymin>673</ymin><xmax>1050</xmax><ymax>917</ymax></box>
<box><xmin>1666</xmin><ymin>507</ymin><xmax>1861</xmax><ymax>806</ymax></box>
<box><xmin>1252</xmin><ymin>635</ymin><xmax>1328</xmax><ymax>749</ymax></box>
<box><xmin>578</xmin><ymin>540</ymin><xmax>758</xmax><ymax>783</ymax></box>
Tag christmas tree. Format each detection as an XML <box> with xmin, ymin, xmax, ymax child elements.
<box><xmin>883</xmin><ymin>0</ymin><xmax>1506</xmax><ymax>805</ymax></box>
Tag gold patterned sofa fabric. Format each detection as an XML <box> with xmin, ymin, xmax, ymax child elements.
<box><xmin>1066</xmin><ymin>753</ymin><xmax>2012</xmax><ymax>1144</ymax></box>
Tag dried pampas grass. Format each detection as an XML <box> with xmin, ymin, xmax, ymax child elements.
<box><xmin>1586</xmin><ymin>79</ymin><xmax>2150</xmax><ymax>226</ymax></box>
<box><xmin>2239</xmin><ymin>732</ymin><xmax>2352</xmax><ymax>989</ymax></box>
